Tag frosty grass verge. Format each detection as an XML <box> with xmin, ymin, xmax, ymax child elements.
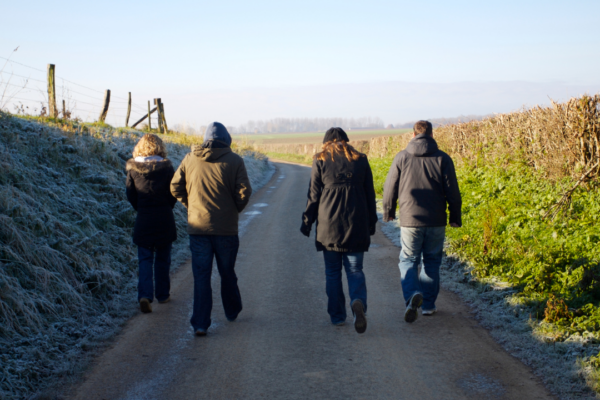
<box><xmin>377</xmin><ymin>201</ymin><xmax>598</xmax><ymax>400</ymax></box>
<box><xmin>0</xmin><ymin>113</ymin><xmax>272</xmax><ymax>399</ymax></box>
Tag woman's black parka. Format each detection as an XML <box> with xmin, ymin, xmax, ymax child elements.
<box><xmin>126</xmin><ymin>159</ymin><xmax>177</xmax><ymax>249</ymax></box>
<box><xmin>301</xmin><ymin>154</ymin><xmax>378</xmax><ymax>253</ymax></box>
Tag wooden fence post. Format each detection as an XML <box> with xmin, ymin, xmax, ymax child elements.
<box><xmin>62</xmin><ymin>99</ymin><xmax>66</xmax><ymax>119</ymax></box>
<box><xmin>147</xmin><ymin>101</ymin><xmax>152</xmax><ymax>130</ymax></box>
<box><xmin>160</xmin><ymin>103</ymin><xmax>168</xmax><ymax>133</ymax></box>
<box><xmin>47</xmin><ymin>64</ymin><xmax>57</xmax><ymax>118</ymax></box>
<box><xmin>98</xmin><ymin>90</ymin><xmax>110</xmax><ymax>122</ymax></box>
<box><xmin>125</xmin><ymin>92</ymin><xmax>131</xmax><ymax>127</ymax></box>
<box><xmin>154</xmin><ymin>98</ymin><xmax>163</xmax><ymax>132</ymax></box>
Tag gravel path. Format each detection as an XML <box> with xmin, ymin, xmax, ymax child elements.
<box><xmin>68</xmin><ymin>162</ymin><xmax>554</xmax><ymax>400</ymax></box>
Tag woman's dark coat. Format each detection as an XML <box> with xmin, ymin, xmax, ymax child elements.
<box><xmin>126</xmin><ymin>159</ymin><xmax>177</xmax><ymax>249</ymax></box>
<box><xmin>301</xmin><ymin>154</ymin><xmax>378</xmax><ymax>253</ymax></box>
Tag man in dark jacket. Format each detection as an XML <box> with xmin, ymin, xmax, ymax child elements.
<box><xmin>383</xmin><ymin>120</ymin><xmax>461</xmax><ymax>323</ymax></box>
<box><xmin>171</xmin><ymin>122</ymin><xmax>252</xmax><ymax>336</ymax></box>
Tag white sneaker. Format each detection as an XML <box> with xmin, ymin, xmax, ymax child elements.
<box><xmin>422</xmin><ymin>308</ymin><xmax>437</xmax><ymax>316</ymax></box>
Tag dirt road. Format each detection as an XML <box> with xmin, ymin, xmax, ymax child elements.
<box><xmin>69</xmin><ymin>162</ymin><xmax>553</xmax><ymax>400</ymax></box>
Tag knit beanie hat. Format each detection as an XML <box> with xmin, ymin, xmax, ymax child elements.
<box><xmin>323</xmin><ymin>127</ymin><xmax>349</xmax><ymax>143</ymax></box>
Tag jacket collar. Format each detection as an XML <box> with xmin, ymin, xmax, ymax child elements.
<box><xmin>126</xmin><ymin>158</ymin><xmax>172</xmax><ymax>174</ymax></box>
<box><xmin>406</xmin><ymin>134</ymin><xmax>439</xmax><ymax>157</ymax></box>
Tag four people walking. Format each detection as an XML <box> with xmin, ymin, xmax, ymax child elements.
<box><xmin>126</xmin><ymin>120</ymin><xmax>461</xmax><ymax>335</ymax></box>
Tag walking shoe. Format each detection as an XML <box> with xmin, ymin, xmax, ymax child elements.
<box><xmin>158</xmin><ymin>296</ymin><xmax>170</xmax><ymax>304</ymax></box>
<box><xmin>351</xmin><ymin>299</ymin><xmax>367</xmax><ymax>334</ymax></box>
<box><xmin>422</xmin><ymin>308</ymin><xmax>437</xmax><ymax>316</ymax></box>
<box><xmin>404</xmin><ymin>292</ymin><xmax>423</xmax><ymax>323</ymax></box>
<box><xmin>195</xmin><ymin>329</ymin><xmax>207</xmax><ymax>336</ymax></box>
<box><xmin>139</xmin><ymin>298</ymin><xmax>152</xmax><ymax>313</ymax></box>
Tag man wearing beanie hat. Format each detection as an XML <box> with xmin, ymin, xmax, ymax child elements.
<box><xmin>171</xmin><ymin>122</ymin><xmax>252</xmax><ymax>336</ymax></box>
<box><xmin>382</xmin><ymin>120</ymin><xmax>462</xmax><ymax>323</ymax></box>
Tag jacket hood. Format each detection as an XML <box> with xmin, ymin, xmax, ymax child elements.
<box><xmin>203</xmin><ymin>122</ymin><xmax>232</xmax><ymax>147</ymax></box>
<box><xmin>126</xmin><ymin>158</ymin><xmax>173</xmax><ymax>174</ymax></box>
<box><xmin>406</xmin><ymin>134</ymin><xmax>439</xmax><ymax>157</ymax></box>
<box><xmin>323</xmin><ymin>127</ymin><xmax>349</xmax><ymax>143</ymax></box>
<box><xmin>191</xmin><ymin>144</ymin><xmax>232</xmax><ymax>162</ymax></box>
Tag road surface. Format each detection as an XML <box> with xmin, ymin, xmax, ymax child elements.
<box><xmin>69</xmin><ymin>161</ymin><xmax>553</xmax><ymax>400</ymax></box>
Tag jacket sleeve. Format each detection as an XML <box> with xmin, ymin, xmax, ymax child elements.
<box><xmin>167</xmin><ymin>165</ymin><xmax>178</xmax><ymax>209</ymax></box>
<box><xmin>170</xmin><ymin>157</ymin><xmax>188</xmax><ymax>208</ymax></box>
<box><xmin>234</xmin><ymin>160</ymin><xmax>252</xmax><ymax>212</ymax></box>
<box><xmin>364</xmin><ymin>158</ymin><xmax>378</xmax><ymax>235</ymax></box>
<box><xmin>382</xmin><ymin>153</ymin><xmax>402</xmax><ymax>220</ymax></box>
<box><xmin>443</xmin><ymin>155</ymin><xmax>462</xmax><ymax>226</ymax></box>
<box><xmin>125</xmin><ymin>171</ymin><xmax>138</xmax><ymax>211</ymax></box>
<box><xmin>301</xmin><ymin>158</ymin><xmax>323</xmax><ymax>232</ymax></box>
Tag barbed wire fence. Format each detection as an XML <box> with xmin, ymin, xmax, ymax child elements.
<box><xmin>0</xmin><ymin>53</ymin><xmax>166</xmax><ymax>131</ymax></box>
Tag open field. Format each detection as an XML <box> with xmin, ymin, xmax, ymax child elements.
<box><xmin>232</xmin><ymin>128</ymin><xmax>411</xmax><ymax>145</ymax></box>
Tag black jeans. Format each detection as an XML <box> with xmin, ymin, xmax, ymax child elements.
<box><xmin>137</xmin><ymin>244</ymin><xmax>171</xmax><ymax>302</ymax></box>
<box><xmin>189</xmin><ymin>235</ymin><xmax>242</xmax><ymax>331</ymax></box>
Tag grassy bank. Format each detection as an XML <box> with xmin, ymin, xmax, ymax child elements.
<box><xmin>0</xmin><ymin>113</ymin><xmax>270</xmax><ymax>399</ymax></box>
<box><xmin>264</xmin><ymin>151</ymin><xmax>313</xmax><ymax>165</ymax></box>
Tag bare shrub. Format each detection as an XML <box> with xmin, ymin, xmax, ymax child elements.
<box><xmin>434</xmin><ymin>95</ymin><xmax>600</xmax><ymax>181</ymax></box>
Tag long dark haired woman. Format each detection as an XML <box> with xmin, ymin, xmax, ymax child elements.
<box><xmin>300</xmin><ymin>127</ymin><xmax>377</xmax><ymax>334</ymax></box>
<box><xmin>126</xmin><ymin>134</ymin><xmax>177</xmax><ymax>313</ymax></box>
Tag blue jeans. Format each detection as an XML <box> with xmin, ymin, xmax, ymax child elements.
<box><xmin>323</xmin><ymin>251</ymin><xmax>367</xmax><ymax>324</ymax></box>
<box><xmin>398</xmin><ymin>226</ymin><xmax>445</xmax><ymax>310</ymax></box>
<box><xmin>189</xmin><ymin>235</ymin><xmax>242</xmax><ymax>331</ymax></box>
<box><xmin>138</xmin><ymin>244</ymin><xmax>172</xmax><ymax>302</ymax></box>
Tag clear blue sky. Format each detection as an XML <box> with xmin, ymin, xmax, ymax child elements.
<box><xmin>1</xmin><ymin>0</ymin><xmax>599</xmax><ymax>127</ymax></box>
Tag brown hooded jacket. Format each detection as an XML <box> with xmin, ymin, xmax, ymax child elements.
<box><xmin>170</xmin><ymin>144</ymin><xmax>252</xmax><ymax>235</ymax></box>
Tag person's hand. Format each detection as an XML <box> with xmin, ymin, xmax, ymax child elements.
<box><xmin>382</xmin><ymin>215</ymin><xmax>393</xmax><ymax>223</ymax></box>
<box><xmin>450</xmin><ymin>222</ymin><xmax>460</xmax><ymax>228</ymax></box>
<box><xmin>300</xmin><ymin>224</ymin><xmax>311</xmax><ymax>237</ymax></box>
<box><xmin>369</xmin><ymin>224</ymin><xmax>376</xmax><ymax>235</ymax></box>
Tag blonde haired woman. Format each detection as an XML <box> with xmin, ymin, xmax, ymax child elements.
<box><xmin>126</xmin><ymin>134</ymin><xmax>177</xmax><ymax>313</ymax></box>
<box><xmin>300</xmin><ymin>128</ymin><xmax>377</xmax><ymax>333</ymax></box>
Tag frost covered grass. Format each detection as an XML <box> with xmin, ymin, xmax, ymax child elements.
<box><xmin>0</xmin><ymin>112</ymin><xmax>271</xmax><ymax>399</ymax></box>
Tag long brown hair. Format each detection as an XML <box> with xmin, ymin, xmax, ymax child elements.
<box><xmin>315</xmin><ymin>140</ymin><xmax>364</xmax><ymax>162</ymax></box>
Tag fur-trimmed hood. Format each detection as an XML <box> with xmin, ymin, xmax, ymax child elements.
<box><xmin>126</xmin><ymin>158</ymin><xmax>173</xmax><ymax>174</ymax></box>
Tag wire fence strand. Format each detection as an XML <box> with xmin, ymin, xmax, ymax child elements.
<box><xmin>1</xmin><ymin>55</ymin><xmax>169</xmax><ymax>128</ymax></box>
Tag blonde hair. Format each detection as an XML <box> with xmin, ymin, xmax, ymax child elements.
<box><xmin>133</xmin><ymin>134</ymin><xmax>167</xmax><ymax>158</ymax></box>
<box><xmin>315</xmin><ymin>140</ymin><xmax>364</xmax><ymax>162</ymax></box>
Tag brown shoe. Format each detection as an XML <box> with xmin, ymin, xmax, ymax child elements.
<box><xmin>158</xmin><ymin>296</ymin><xmax>170</xmax><ymax>304</ymax></box>
<box><xmin>140</xmin><ymin>298</ymin><xmax>152</xmax><ymax>313</ymax></box>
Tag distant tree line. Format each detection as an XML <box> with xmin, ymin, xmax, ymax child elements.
<box><xmin>172</xmin><ymin>115</ymin><xmax>490</xmax><ymax>136</ymax></box>
<box><xmin>235</xmin><ymin>117</ymin><xmax>385</xmax><ymax>134</ymax></box>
